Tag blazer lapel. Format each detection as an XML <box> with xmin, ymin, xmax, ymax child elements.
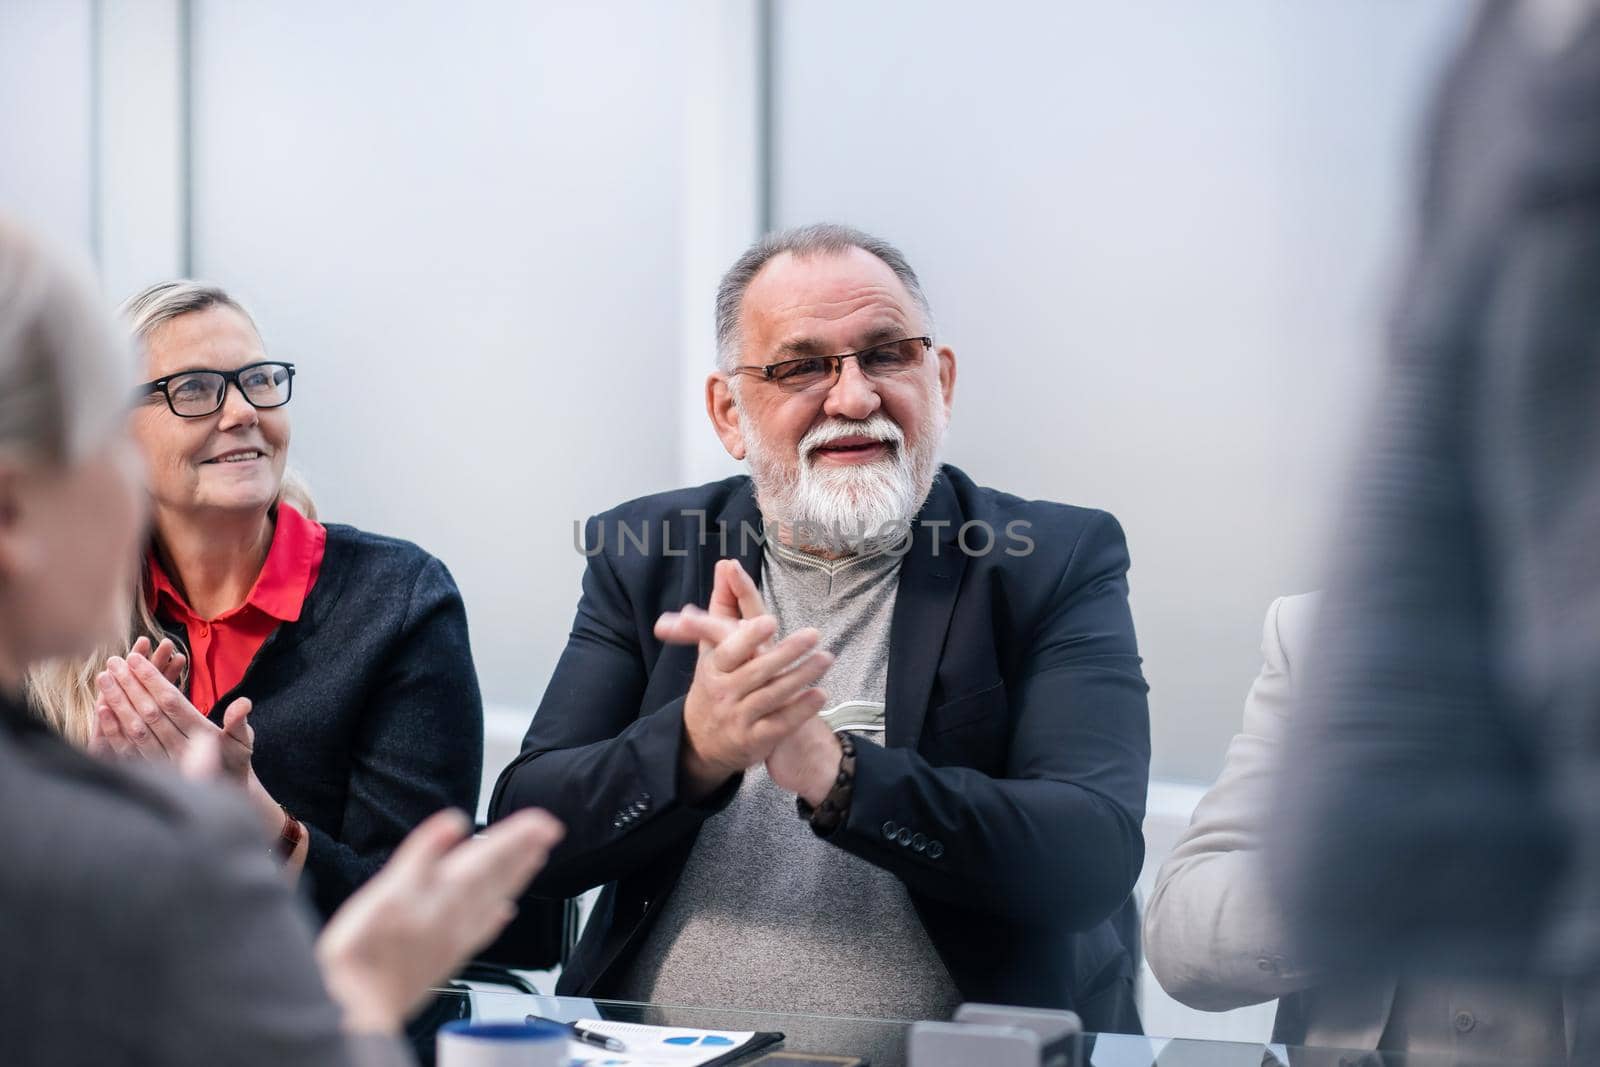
<box><xmin>700</xmin><ymin>471</ymin><xmax>964</xmax><ymax>751</ymax></box>
<box><xmin>886</xmin><ymin>471</ymin><xmax>967</xmax><ymax>750</ymax></box>
<box><xmin>698</xmin><ymin>479</ymin><xmax>766</xmax><ymax>608</ymax></box>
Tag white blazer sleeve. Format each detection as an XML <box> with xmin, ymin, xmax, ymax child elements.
<box><xmin>1143</xmin><ymin>594</ymin><xmax>1322</xmax><ymax>1011</ymax></box>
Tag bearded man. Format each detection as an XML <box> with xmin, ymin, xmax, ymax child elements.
<box><xmin>490</xmin><ymin>224</ymin><xmax>1151</xmax><ymax>1033</ymax></box>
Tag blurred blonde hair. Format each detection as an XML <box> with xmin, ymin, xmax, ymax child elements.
<box><xmin>0</xmin><ymin>219</ymin><xmax>133</xmax><ymax>746</ymax></box>
<box><xmin>0</xmin><ymin>219</ymin><xmax>126</xmax><ymax>468</ymax></box>
<box><xmin>26</xmin><ymin>279</ymin><xmax>315</xmax><ymax>746</ymax></box>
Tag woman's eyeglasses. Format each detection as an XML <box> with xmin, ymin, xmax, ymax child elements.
<box><xmin>140</xmin><ymin>361</ymin><xmax>296</xmax><ymax>418</ymax></box>
<box><xmin>732</xmin><ymin>336</ymin><xmax>931</xmax><ymax>393</ymax></box>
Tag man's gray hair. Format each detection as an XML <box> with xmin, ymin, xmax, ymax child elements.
<box><xmin>714</xmin><ymin>223</ymin><xmax>934</xmax><ymax>371</ymax></box>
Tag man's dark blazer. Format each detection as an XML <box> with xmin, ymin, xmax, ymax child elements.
<box><xmin>491</xmin><ymin>464</ymin><xmax>1151</xmax><ymax>1032</ymax></box>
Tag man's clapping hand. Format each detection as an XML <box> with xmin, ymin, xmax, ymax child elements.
<box><xmin>656</xmin><ymin>559</ymin><xmax>841</xmax><ymax>803</ymax></box>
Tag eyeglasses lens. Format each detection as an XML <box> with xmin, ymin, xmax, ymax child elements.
<box><xmin>240</xmin><ymin>364</ymin><xmax>292</xmax><ymax>407</ymax></box>
<box><xmin>167</xmin><ymin>372</ymin><xmax>229</xmax><ymax>416</ymax></box>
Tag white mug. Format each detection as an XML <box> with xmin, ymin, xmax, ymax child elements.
<box><xmin>437</xmin><ymin>1019</ymin><xmax>567</xmax><ymax>1067</ymax></box>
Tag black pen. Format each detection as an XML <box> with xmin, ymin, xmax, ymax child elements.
<box><xmin>526</xmin><ymin>1014</ymin><xmax>628</xmax><ymax>1053</ymax></box>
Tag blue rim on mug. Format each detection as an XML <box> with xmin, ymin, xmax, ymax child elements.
<box><xmin>439</xmin><ymin>1020</ymin><xmax>567</xmax><ymax>1043</ymax></box>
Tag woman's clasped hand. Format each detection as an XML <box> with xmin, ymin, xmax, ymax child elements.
<box><xmin>90</xmin><ymin>637</ymin><xmax>250</xmax><ymax>771</ymax></box>
<box><xmin>89</xmin><ymin>635</ymin><xmax>281</xmax><ymax>829</ymax></box>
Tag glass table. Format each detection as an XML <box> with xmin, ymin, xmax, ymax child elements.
<box><xmin>406</xmin><ymin>988</ymin><xmax>1568</xmax><ymax>1066</ymax></box>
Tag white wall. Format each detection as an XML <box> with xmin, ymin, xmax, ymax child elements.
<box><xmin>186</xmin><ymin>0</ymin><xmax>692</xmax><ymax>711</ymax></box>
<box><xmin>771</xmin><ymin>0</ymin><xmax>1467</xmax><ymax>782</ymax></box>
<box><xmin>0</xmin><ymin>0</ymin><xmax>95</xmax><ymax>255</ymax></box>
<box><xmin>3</xmin><ymin>0</ymin><xmax>1469</xmax><ymax>782</ymax></box>
<box><xmin>94</xmin><ymin>0</ymin><xmax>186</xmax><ymax>298</ymax></box>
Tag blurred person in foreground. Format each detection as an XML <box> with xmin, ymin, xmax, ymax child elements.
<box><xmin>0</xmin><ymin>216</ymin><xmax>562</xmax><ymax>1065</ymax></box>
<box><xmin>26</xmin><ymin>280</ymin><xmax>483</xmax><ymax>921</ymax></box>
<box><xmin>492</xmin><ymin>223</ymin><xmax>1151</xmax><ymax>1031</ymax></box>
<box><xmin>1274</xmin><ymin>0</ymin><xmax>1600</xmax><ymax>1058</ymax></box>
<box><xmin>1146</xmin><ymin>594</ymin><xmax>1574</xmax><ymax>1062</ymax></box>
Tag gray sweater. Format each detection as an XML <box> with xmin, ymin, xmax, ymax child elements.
<box><xmin>615</xmin><ymin>539</ymin><xmax>961</xmax><ymax>1019</ymax></box>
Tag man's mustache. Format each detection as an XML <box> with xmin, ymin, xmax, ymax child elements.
<box><xmin>799</xmin><ymin>416</ymin><xmax>905</xmax><ymax>458</ymax></box>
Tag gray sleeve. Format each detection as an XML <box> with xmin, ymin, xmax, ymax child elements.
<box><xmin>141</xmin><ymin>798</ymin><xmax>414</xmax><ymax>1067</ymax></box>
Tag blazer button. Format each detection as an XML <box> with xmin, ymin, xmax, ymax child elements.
<box><xmin>927</xmin><ymin>841</ymin><xmax>945</xmax><ymax>860</ymax></box>
<box><xmin>882</xmin><ymin>820</ymin><xmax>899</xmax><ymax>839</ymax></box>
<box><xmin>1454</xmin><ymin>1011</ymin><xmax>1475</xmax><ymax>1034</ymax></box>
<box><xmin>895</xmin><ymin>827</ymin><xmax>913</xmax><ymax>846</ymax></box>
<box><xmin>911</xmin><ymin>833</ymin><xmax>927</xmax><ymax>852</ymax></box>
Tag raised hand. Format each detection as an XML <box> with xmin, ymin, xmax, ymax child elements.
<box><xmin>675</xmin><ymin>559</ymin><xmax>843</xmax><ymax>806</ymax></box>
<box><xmin>129</xmin><ymin>635</ymin><xmax>188</xmax><ymax>687</ymax></box>
<box><xmin>707</xmin><ymin>558</ymin><xmax>766</xmax><ymax>624</ymax></box>
<box><xmin>656</xmin><ymin>562</ymin><xmax>833</xmax><ymax>798</ymax></box>
<box><xmin>91</xmin><ymin>652</ymin><xmax>254</xmax><ymax>786</ymax></box>
<box><xmin>315</xmin><ymin>808</ymin><xmax>564</xmax><ymax>1035</ymax></box>
<box><xmin>765</xmin><ymin>713</ymin><xmax>843</xmax><ymax>807</ymax></box>
<box><xmin>89</xmin><ymin>652</ymin><xmax>299</xmax><ymax>858</ymax></box>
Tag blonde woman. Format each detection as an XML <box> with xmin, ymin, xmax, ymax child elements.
<box><xmin>30</xmin><ymin>281</ymin><xmax>483</xmax><ymax>919</ymax></box>
<box><xmin>0</xmin><ymin>216</ymin><xmax>561</xmax><ymax>1065</ymax></box>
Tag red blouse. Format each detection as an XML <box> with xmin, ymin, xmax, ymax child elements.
<box><xmin>146</xmin><ymin>503</ymin><xmax>327</xmax><ymax>714</ymax></box>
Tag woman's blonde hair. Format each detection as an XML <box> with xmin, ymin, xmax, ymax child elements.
<box><xmin>26</xmin><ymin>279</ymin><xmax>315</xmax><ymax>745</ymax></box>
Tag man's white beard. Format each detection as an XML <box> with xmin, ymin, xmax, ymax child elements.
<box><xmin>742</xmin><ymin>402</ymin><xmax>947</xmax><ymax>555</ymax></box>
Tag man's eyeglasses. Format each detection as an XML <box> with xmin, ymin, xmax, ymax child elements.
<box><xmin>733</xmin><ymin>336</ymin><xmax>932</xmax><ymax>393</ymax></box>
<box><xmin>140</xmin><ymin>361</ymin><xmax>296</xmax><ymax>418</ymax></box>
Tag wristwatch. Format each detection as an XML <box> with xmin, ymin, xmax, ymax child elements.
<box><xmin>796</xmin><ymin>731</ymin><xmax>856</xmax><ymax>835</ymax></box>
<box><xmin>275</xmin><ymin>807</ymin><xmax>304</xmax><ymax>863</ymax></box>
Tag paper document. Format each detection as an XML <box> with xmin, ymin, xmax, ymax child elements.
<box><xmin>565</xmin><ymin>1018</ymin><xmax>781</xmax><ymax>1067</ymax></box>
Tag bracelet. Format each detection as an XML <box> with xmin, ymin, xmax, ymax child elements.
<box><xmin>274</xmin><ymin>807</ymin><xmax>304</xmax><ymax>863</ymax></box>
<box><xmin>796</xmin><ymin>732</ymin><xmax>855</xmax><ymax>835</ymax></box>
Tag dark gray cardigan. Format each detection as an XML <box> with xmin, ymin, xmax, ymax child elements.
<box><xmin>0</xmin><ymin>691</ymin><xmax>412</xmax><ymax>1065</ymax></box>
<box><xmin>163</xmin><ymin>523</ymin><xmax>484</xmax><ymax>920</ymax></box>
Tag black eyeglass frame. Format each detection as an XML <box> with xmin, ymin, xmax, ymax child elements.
<box><xmin>732</xmin><ymin>335</ymin><xmax>933</xmax><ymax>386</ymax></box>
<box><xmin>139</xmin><ymin>360</ymin><xmax>297</xmax><ymax>418</ymax></box>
